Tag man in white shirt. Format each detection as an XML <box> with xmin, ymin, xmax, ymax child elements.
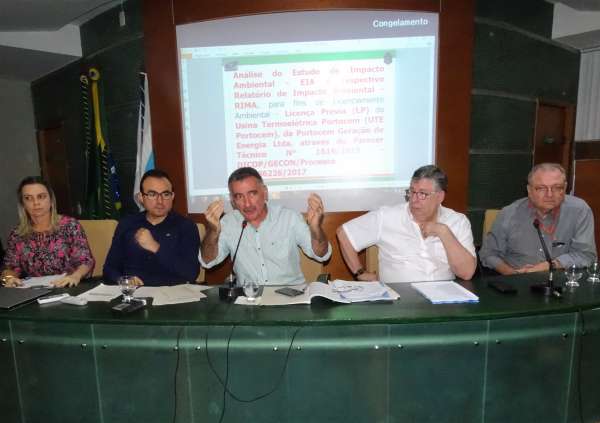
<box><xmin>337</xmin><ymin>165</ymin><xmax>476</xmax><ymax>283</ymax></box>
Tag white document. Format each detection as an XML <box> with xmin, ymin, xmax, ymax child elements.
<box><xmin>237</xmin><ymin>281</ymin><xmax>399</xmax><ymax>306</ymax></box>
<box><xmin>134</xmin><ymin>284</ymin><xmax>207</xmax><ymax>306</ymax></box>
<box><xmin>254</xmin><ymin>283</ymin><xmax>345</xmax><ymax>306</ymax></box>
<box><xmin>330</xmin><ymin>280</ymin><xmax>400</xmax><ymax>302</ymax></box>
<box><xmin>411</xmin><ymin>281</ymin><xmax>479</xmax><ymax>304</ymax></box>
<box><xmin>17</xmin><ymin>273</ymin><xmax>66</xmax><ymax>289</ymax></box>
<box><xmin>77</xmin><ymin>283</ymin><xmax>122</xmax><ymax>302</ymax></box>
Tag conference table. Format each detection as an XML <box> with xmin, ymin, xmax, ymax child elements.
<box><xmin>1</xmin><ymin>273</ymin><xmax>600</xmax><ymax>423</ymax></box>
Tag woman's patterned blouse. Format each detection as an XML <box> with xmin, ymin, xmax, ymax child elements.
<box><xmin>3</xmin><ymin>215</ymin><xmax>95</xmax><ymax>277</ymax></box>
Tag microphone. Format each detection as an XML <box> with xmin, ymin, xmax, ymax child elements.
<box><xmin>219</xmin><ymin>220</ymin><xmax>247</xmax><ymax>301</ymax></box>
<box><xmin>530</xmin><ymin>219</ymin><xmax>562</xmax><ymax>298</ymax></box>
<box><xmin>230</xmin><ymin>220</ymin><xmax>248</xmax><ymax>282</ymax></box>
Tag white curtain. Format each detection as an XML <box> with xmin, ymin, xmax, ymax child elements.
<box><xmin>576</xmin><ymin>49</ymin><xmax>600</xmax><ymax>141</ymax></box>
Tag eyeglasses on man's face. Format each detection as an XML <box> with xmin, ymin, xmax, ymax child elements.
<box><xmin>405</xmin><ymin>189</ymin><xmax>438</xmax><ymax>201</ymax></box>
<box><xmin>142</xmin><ymin>190</ymin><xmax>174</xmax><ymax>200</ymax></box>
<box><xmin>531</xmin><ymin>185</ymin><xmax>566</xmax><ymax>195</ymax></box>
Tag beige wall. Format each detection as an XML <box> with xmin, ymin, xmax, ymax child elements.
<box><xmin>0</xmin><ymin>78</ymin><xmax>38</xmax><ymax>244</ymax></box>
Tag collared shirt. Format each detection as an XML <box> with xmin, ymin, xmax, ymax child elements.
<box><xmin>201</xmin><ymin>204</ymin><xmax>332</xmax><ymax>285</ymax></box>
<box><xmin>480</xmin><ymin>195</ymin><xmax>596</xmax><ymax>269</ymax></box>
<box><xmin>103</xmin><ymin>211</ymin><xmax>200</xmax><ymax>286</ymax></box>
<box><xmin>342</xmin><ymin>203</ymin><xmax>475</xmax><ymax>283</ymax></box>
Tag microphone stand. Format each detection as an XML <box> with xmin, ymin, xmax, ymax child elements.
<box><xmin>530</xmin><ymin>219</ymin><xmax>562</xmax><ymax>298</ymax></box>
<box><xmin>219</xmin><ymin>220</ymin><xmax>247</xmax><ymax>301</ymax></box>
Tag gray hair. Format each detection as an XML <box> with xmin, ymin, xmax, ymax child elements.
<box><xmin>411</xmin><ymin>165</ymin><xmax>448</xmax><ymax>192</ymax></box>
<box><xmin>527</xmin><ymin>163</ymin><xmax>566</xmax><ymax>185</ymax></box>
<box><xmin>228</xmin><ymin>167</ymin><xmax>264</xmax><ymax>185</ymax></box>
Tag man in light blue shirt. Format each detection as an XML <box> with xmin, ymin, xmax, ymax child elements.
<box><xmin>200</xmin><ymin>167</ymin><xmax>331</xmax><ymax>285</ymax></box>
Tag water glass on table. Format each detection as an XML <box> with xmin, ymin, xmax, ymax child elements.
<box><xmin>588</xmin><ymin>261</ymin><xmax>600</xmax><ymax>283</ymax></box>
<box><xmin>243</xmin><ymin>280</ymin><xmax>260</xmax><ymax>303</ymax></box>
<box><xmin>564</xmin><ymin>265</ymin><xmax>583</xmax><ymax>288</ymax></box>
<box><xmin>118</xmin><ymin>275</ymin><xmax>137</xmax><ymax>303</ymax></box>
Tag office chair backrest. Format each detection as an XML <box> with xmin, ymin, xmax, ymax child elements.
<box><xmin>79</xmin><ymin>219</ymin><xmax>118</xmax><ymax>277</ymax></box>
<box><xmin>483</xmin><ymin>209</ymin><xmax>500</xmax><ymax>236</ymax></box>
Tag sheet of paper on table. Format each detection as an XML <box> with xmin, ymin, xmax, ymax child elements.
<box><xmin>77</xmin><ymin>283</ymin><xmax>122</xmax><ymax>302</ymax></box>
<box><xmin>17</xmin><ymin>274</ymin><xmax>66</xmax><ymax>289</ymax></box>
<box><xmin>411</xmin><ymin>281</ymin><xmax>479</xmax><ymax>304</ymax></box>
<box><xmin>236</xmin><ymin>280</ymin><xmax>399</xmax><ymax>306</ymax></box>
<box><xmin>134</xmin><ymin>284</ymin><xmax>208</xmax><ymax>306</ymax></box>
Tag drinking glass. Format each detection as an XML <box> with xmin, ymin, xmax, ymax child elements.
<box><xmin>564</xmin><ymin>265</ymin><xmax>583</xmax><ymax>288</ymax></box>
<box><xmin>243</xmin><ymin>280</ymin><xmax>260</xmax><ymax>303</ymax></box>
<box><xmin>588</xmin><ymin>261</ymin><xmax>600</xmax><ymax>283</ymax></box>
<box><xmin>118</xmin><ymin>275</ymin><xmax>137</xmax><ymax>303</ymax></box>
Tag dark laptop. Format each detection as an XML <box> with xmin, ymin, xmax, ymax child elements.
<box><xmin>0</xmin><ymin>287</ymin><xmax>52</xmax><ymax>310</ymax></box>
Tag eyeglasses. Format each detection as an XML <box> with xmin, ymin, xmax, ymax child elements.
<box><xmin>532</xmin><ymin>185</ymin><xmax>565</xmax><ymax>195</ymax></box>
<box><xmin>405</xmin><ymin>189</ymin><xmax>438</xmax><ymax>201</ymax></box>
<box><xmin>142</xmin><ymin>190</ymin><xmax>174</xmax><ymax>200</ymax></box>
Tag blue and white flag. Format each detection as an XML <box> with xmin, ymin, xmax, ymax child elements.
<box><xmin>134</xmin><ymin>72</ymin><xmax>155</xmax><ymax>209</ymax></box>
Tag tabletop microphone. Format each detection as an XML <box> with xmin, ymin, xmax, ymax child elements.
<box><xmin>230</xmin><ymin>220</ymin><xmax>248</xmax><ymax>280</ymax></box>
<box><xmin>530</xmin><ymin>219</ymin><xmax>562</xmax><ymax>298</ymax></box>
<box><xmin>219</xmin><ymin>220</ymin><xmax>247</xmax><ymax>301</ymax></box>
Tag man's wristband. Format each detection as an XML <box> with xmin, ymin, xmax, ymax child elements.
<box><xmin>353</xmin><ymin>267</ymin><xmax>366</xmax><ymax>279</ymax></box>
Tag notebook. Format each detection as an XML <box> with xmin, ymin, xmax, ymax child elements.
<box><xmin>0</xmin><ymin>287</ymin><xmax>52</xmax><ymax>310</ymax></box>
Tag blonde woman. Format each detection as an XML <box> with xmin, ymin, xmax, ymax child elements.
<box><xmin>1</xmin><ymin>176</ymin><xmax>94</xmax><ymax>287</ymax></box>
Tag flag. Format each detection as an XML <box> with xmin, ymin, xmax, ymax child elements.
<box><xmin>82</xmin><ymin>67</ymin><xmax>122</xmax><ymax>219</ymax></box>
<box><xmin>134</xmin><ymin>72</ymin><xmax>155</xmax><ymax>210</ymax></box>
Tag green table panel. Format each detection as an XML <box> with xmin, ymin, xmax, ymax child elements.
<box><xmin>285</xmin><ymin>324</ymin><xmax>389</xmax><ymax>423</ymax></box>
<box><xmin>11</xmin><ymin>320</ymin><xmax>100</xmax><ymax>423</ymax></box>
<box><xmin>0</xmin><ymin>320</ymin><xmax>21</xmax><ymax>423</ymax></box>
<box><xmin>578</xmin><ymin>307</ymin><xmax>600</xmax><ymax>423</ymax></box>
<box><xmin>185</xmin><ymin>325</ymin><xmax>292</xmax><ymax>423</ymax></box>
<box><xmin>389</xmin><ymin>320</ymin><xmax>487</xmax><ymax>422</ymax></box>
<box><xmin>93</xmin><ymin>324</ymin><xmax>182</xmax><ymax>423</ymax></box>
<box><xmin>485</xmin><ymin>313</ymin><xmax>577</xmax><ymax>423</ymax></box>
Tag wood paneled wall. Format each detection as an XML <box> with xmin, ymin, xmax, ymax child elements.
<box><xmin>142</xmin><ymin>0</ymin><xmax>475</xmax><ymax>281</ymax></box>
<box><xmin>574</xmin><ymin>141</ymin><xmax>600</xmax><ymax>257</ymax></box>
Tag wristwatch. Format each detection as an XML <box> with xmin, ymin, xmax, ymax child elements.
<box><xmin>353</xmin><ymin>267</ymin><xmax>366</xmax><ymax>280</ymax></box>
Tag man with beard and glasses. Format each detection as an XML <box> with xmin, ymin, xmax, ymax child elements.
<box><xmin>104</xmin><ymin>169</ymin><xmax>200</xmax><ymax>286</ymax></box>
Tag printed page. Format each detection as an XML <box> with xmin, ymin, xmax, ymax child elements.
<box><xmin>18</xmin><ymin>274</ymin><xmax>66</xmax><ymax>289</ymax></box>
<box><xmin>252</xmin><ymin>285</ymin><xmax>311</xmax><ymax>306</ymax></box>
<box><xmin>135</xmin><ymin>284</ymin><xmax>207</xmax><ymax>306</ymax></box>
<box><xmin>307</xmin><ymin>281</ymin><xmax>349</xmax><ymax>303</ymax></box>
<box><xmin>411</xmin><ymin>281</ymin><xmax>479</xmax><ymax>304</ymax></box>
<box><xmin>77</xmin><ymin>283</ymin><xmax>122</xmax><ymax>302</ymax></box>
<box><xmin>330</xmin><ymin>280</ymin><xmax>399</xmax><ymax>302</ymax></box>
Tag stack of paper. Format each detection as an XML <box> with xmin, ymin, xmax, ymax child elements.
<box><xmin>330</xmin><ymin>280</ymin><xmax>400</xmax><ymax>302</ymax></box>
<box><xmin>78</xmin><ymin>283</ymin><xmax>122</xmax><ymax>302</ymax></box>
<box><xmin>78</xmin><ymin>283</ymin><xmax>211</xmax><ymax>305</ymax></box>
<box><xmin>238</xmin><ymin>281</ymin><xmax>399</xmax><ymax>306</ymax></box>
<box><xmin>16</xmin><ymin>274</ymin><xmax>66</xmax><ymax>289</ymax></box>
<box><xmin>134</xmin><ymin>284</ymin><xmax>209</xmax><ymax>306</ymax></box>
<box><xmin>411</xmin><ymin>281</ymin><xmax>479</xmax><ymax>304</ymax></box>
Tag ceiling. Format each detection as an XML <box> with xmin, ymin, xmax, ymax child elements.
<box><xmin>0</xmin><ymin>0</ymin><xmax>120</xmax><ymax>81</ymax></box>
<box><xmin>0</xmin><ymin>0</ymin><xmax>121</xmax><ymax>31</ymax></box>
<box><xmin>0</xmin><ymin>0</ymin><xmax>598</xmax><ymax>82</ymax></box>
<box><xmin>547</xmin><ymin>0</ymin><xmax>600</xmax><ymax>11</ymax></box>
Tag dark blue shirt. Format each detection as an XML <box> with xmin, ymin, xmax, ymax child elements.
<box><xmin>103</xmin><ymin>212</ymin><xmax>200</xmax><ymax>286</ymax></box>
